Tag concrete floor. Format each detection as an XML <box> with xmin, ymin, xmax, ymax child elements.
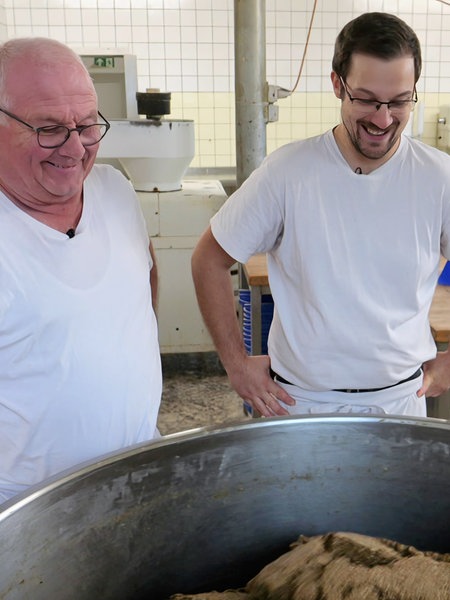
<box><xmin>157</xmin><ymin>353</ymin><xmax>250</xmax><ymax>436</ymax></box>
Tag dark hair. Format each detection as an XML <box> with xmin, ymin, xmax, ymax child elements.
<box><xmin>332</xmin><ymin>12</ymin><xmax>422</xmax><ymax>83</ymax></box>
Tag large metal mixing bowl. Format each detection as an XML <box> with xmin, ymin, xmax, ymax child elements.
<box><xmin>0</xmin><ymin>415</ymin><xmax>449</xmax><ymax>599</ymax></box>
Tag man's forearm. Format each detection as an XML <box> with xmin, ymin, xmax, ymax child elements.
<box><xmin>192</xmin><ymin>227</ymin><xmax>247</xmax><ymax>373</ymax></box>
<box><xmin>194</xmin><ymin>263</ymin><xmax>247</xmax><ymax>372</ymax></box>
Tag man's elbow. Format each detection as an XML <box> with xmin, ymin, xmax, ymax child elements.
<box><xmin>192</xmin><ymin>226</ymin><xmax>236</xmax><ymax>275</ymax></box>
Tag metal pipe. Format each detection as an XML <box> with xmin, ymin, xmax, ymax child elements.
<box><xmin>234</xmin><ymin>0</ymin><xmax>267</xmax><ymax>188</ymax></box>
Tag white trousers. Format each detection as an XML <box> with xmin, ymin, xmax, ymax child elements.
<box><xmin>275</xmin><ymin>372</ymin><xmax>426</xmax><ymax>417</ymax></box>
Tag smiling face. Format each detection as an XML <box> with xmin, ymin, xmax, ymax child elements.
<box><xmin>0</xmin><ymin>49</ymin><xmax>99</xmax><ymax>214</ymax></box>
<box><xmin>331</xmin><ymin>53</ymin><xmax>416</xmax><ymax>171</ymax></box>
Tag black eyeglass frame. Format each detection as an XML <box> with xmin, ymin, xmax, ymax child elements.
<box><xmin>0</xmin><ymin>107</ymin><xmax>110</xmax><ymax>148</ymax></box>
<box><xmin>339</xmin><ymin>77</ymin><xmax>418</xmax><ymax>113</ymax></box>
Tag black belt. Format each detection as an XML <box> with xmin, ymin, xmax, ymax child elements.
<box><xmin>270</xmin><ymin>368</ymin><xmax>422</xmax><ymax>393</ymax></box>
<box><xmin>270</xmin><ymin>368</ymin><xmax>292</xmax><ymax>385</ymax></box>
<box><xmin>334</xmin><ymin>368</ymin><xmax>422</xmax><ymax>393</ymax></box>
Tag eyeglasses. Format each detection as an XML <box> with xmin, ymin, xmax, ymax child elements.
<box><xmin>0</xmin><ymin>107</ymin><xmax>110</xmax><ymax>148</ymax></box>
<box><xmin>339</xmin><ymin>77</ymin><xmax>418</xmax><ymax>115</ymax></box>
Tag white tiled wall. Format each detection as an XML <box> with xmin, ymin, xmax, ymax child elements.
<box><xmin>0</xmin><ymin>0</ymin><xmax>7</xmax><ymax>42</ymax></box>
<box><xmin>4</xmin><ymin>0</ymin><xmax>450</xmax><ymax>167</ymax></box>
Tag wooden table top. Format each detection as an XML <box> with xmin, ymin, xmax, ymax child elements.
<box><xmin>244</xmin><ymin>254</ymin><xmax>450</xmax><ymax>344</ymax></box>
<box><xmin>430</xmin><ymin>284</ymin><xmax>450</xmax><ymax>343</ymax></box>
<box><xmin>243</xmin><ymin>253</ymin><xmax>268</xmax><ymax>286</ymax></box>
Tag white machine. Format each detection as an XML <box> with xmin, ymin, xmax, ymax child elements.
<box><xmin>140</xmin><ymin>180</ymin><xmax>227</xmax><ymax>353</ymax></box>
<box><xmin>81</xmin><ymin>52</ymin><xmax>227</xmax><ymax>353</ymax></box>
<box><xmin>97</xmin><ymin>118</ymin><xmax>195</xmax><ymax>193</ymax></box>
<box><xmin>81</xmin><ymin>53</ymin><xmax>195</xmax><ymax>192</ymax></box>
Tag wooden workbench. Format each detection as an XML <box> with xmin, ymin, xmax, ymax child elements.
<box><xmin>429</xmin><ymin>285</ymin><xmax>450</xmax><ymax>344</ymax></box>
<box><xmin>243</xmin><ymin>254</ymin><xmax>450</xmax><ymax>352</ymax></box>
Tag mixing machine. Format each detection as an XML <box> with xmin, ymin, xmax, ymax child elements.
<box><xmin>80</xmin><ymin>52</ymin><xmax>227</xmax><ymax>353</ymax></box>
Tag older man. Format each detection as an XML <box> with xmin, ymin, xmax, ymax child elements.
<box><xmin>0</xmin><ymin>37</ymin><xmax>162</xmax><ymax>503</ymax></box>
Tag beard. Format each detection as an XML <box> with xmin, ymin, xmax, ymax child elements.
<box><xmin>343</xmin><ymin>118</ymin><xmax>401</xmax><ymax>161</ymax></box>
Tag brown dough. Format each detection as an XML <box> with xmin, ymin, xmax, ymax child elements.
<box><xmin>247</xmin><ymin>531</ymin><xmax>450</xmax><ymax>600</ymax></box>
<box><xmin>171</xmin><ymin>531</ymin><xmax>450</xmax><ymax>599</ymax></box>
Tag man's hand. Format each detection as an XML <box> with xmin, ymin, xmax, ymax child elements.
<box><xmin>226</xmin><ymin>354</ymin><xmax>296</xmax><ymax>416</ymax></box>
<box><xmin>417</xmin><ymin>351</ymin><xmax>450</xmax><ymax>397</ymax></box>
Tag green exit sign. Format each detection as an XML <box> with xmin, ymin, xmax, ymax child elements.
<box><xmin>93</xmin><ymin>56</ymin><xmax>115</xmax><ymax>68</ymax></box>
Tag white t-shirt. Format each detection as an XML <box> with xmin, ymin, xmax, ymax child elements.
<box><xmin>211</xmin><ymin>130</ymin><xmax>450</xmax><ymax>391</ymax></box>
<box><xmin>0</xmin><ymin>164</ymin><xmax>162</xmax><ymax>503</ymax></box>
